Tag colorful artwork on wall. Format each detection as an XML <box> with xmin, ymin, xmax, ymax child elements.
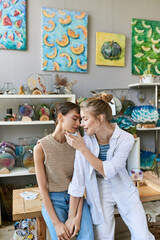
<box><xmin>0</xmin><ymin>0</ymin><xmax>26</xmax><ymax>50</ymax></box>
<box><xmin>42</xmin><ymin>8</ymin><xmax>88</xmax><ymax>73</ymax></box>
<box><xmin>132</xmin><ymin>18</ymin><xmax>160</xmax><ymax>75</ymax></box>
<box><xmin>96</xmin><ymin>32</ymin><xmax>126</xmax><ymax>67</ymax></box>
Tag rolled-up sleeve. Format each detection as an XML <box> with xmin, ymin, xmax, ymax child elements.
<box><xmin>103</xmin><ymin>134</ymin><xmax>135</xmax><ymax>180</ymax></box>
<box><xmin>68</xmin><ymin>150</ymin><xmax>86</xmax><ymax>197</ymax></box>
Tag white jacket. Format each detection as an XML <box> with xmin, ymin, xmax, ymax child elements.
<box><xmin>68</xmin><ymin>124</ymin><xmax>140</xmax><ymax>225</ymax></box>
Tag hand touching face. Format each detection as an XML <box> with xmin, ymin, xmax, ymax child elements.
<box><xmin>65</xmin><ymin>131</ymin><xmax>86</xmax><ymax>152</ymax></box>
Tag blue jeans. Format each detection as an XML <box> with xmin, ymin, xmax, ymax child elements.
<box><xmin>42</xmin><ymin>191</ymin><xmax>94</xmax><ymax>240</ymax></box>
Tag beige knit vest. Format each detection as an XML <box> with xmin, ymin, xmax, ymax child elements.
<box><xmin>38</xmin><ymin>134</ymin><xmax>75</xmax><ymax>192</ymax></box>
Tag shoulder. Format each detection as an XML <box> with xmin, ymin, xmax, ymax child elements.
<box><xmin>33</xmin><ymin>143</ymin><xmax>45</xmax><ymax>161</ymax></box>
<box><xmin>118</xmin><ymin>129</ymin><xmax>135</xmax><ymax>148</ymax></box>
<box><xmin>34</xmin><ymin>143</ymin><xmax>43</xmax><ymax>152</ymax></box>
<box><xmin>120</xmin><ymin>128</ymin><xmax>134</xmax><ymax>141</ymax></box>
<box><xmin>38</xmin><ymin>134</ymin><xmax>50</xmax><ymax>144</ymax></box>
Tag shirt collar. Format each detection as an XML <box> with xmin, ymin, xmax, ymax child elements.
<box><xmin>111</xmin><ymin>123</ymin><xmax>121</xmax><ymax>139</ymax></box>
<box><xmin>91</xmin><ymin>123</ymin><xmax>121</xmax><ymax>141</ymax></box>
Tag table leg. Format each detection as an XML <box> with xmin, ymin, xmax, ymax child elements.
<box><xmin>0</xmin><ymin>200</ymin><xmax>1</xmax><ymax>225</ymax></box>
<box><xmin>36</xmin><ymin>216</ymin><xmax>46</xmax><ymax>240</ymax></box>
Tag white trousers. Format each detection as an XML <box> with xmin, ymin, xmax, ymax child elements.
<box><xmin>93</xmin><ymin>178</ymin><xmax>155</xmax><ymax>240</ymax></box>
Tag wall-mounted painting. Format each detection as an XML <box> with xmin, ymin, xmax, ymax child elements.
<box><xmin>96</xmin><ymin>32</ymin><xmax>126</xmax><ymax>67</ymax></box>
<box><xmin>0</xmin><ymin>0</ymin><xmax>26</xmax><ymax>50</ymax></box>
<box><xmin>42</xmin><ymin>8</ymin><xmax>88</xmax><ymax>73</ymax></box>
<box><xmin>132</xmin><ymin>18</ymin><xmax>160</xmax><ymax>75</ymax></box>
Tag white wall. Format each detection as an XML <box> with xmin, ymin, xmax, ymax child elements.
<box><xmin>0</xmin><ymin>0</ymin><xmax>160</xmax><ymax>98</ymax></box>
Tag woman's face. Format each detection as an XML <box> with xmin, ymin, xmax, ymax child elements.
<box><xmin>80</xmin><ymin>109</ymin><xmax>100</xmax><ymax>136</ymax></box>
<box><xmin>62</xmin><ymin>109</ymin><xmax>80</xmax><ymax>133</ymax></box>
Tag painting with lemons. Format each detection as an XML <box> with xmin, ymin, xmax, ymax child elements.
<box><xmin>42</xmin><ymin>8</ymin><xmax>88</xmax><ymax>72</ymax></box>
<box><xmin>132</xmin><ymin>18</ymin><xmax>160</xmax><ymax>75</ymax></box>
<box><xmin>96</xmin><ymin>32</ymin><xmax>126</xmax><ymax>67</ymax></box>
<box><xmin>0</xmin><ymin>0</ymin><xmax>26</xmax><ymax>50</ymax></box>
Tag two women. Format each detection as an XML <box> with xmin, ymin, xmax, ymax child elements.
<box><xmin>34</xmin><ymin>102</ymin><xmax>94</xmax><ymax>240</ymax></box>
<box><xmin>66</xmin><ymin>94</ymin><xmax>154</xmax><ymax>240</ymax></box>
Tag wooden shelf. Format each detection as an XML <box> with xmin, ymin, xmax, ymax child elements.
<box><xmin>0</xmin><ymin>167</ymin><xmax>36</xmax><ymax>177</ymax></box>
<box><xmin>0</xmin><ymin>94</ymin><xmax>75</xmax><ymax>99</ymax></box>
<box><xmin>0</xmin><ymin>120</ymin><xmax>55</xmax><ymax>126</ymax></box>
<box><xmin>136</xmin><ymin>127</ymin><xmax>160</xmax><ymax>131</ymax></box>
<box><xmin>129</xmin><ymin>82</ymin><xmax>160</xmax><ymax>88</ymax></box>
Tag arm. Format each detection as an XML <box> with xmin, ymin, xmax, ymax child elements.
<box><xmin>65</xmin><ymin>196</ymin><xmax>83</xmax><ymax>238</ymax></box>
<box><xmin>65</xmin><ymin>131</ymin><xmax>135</xmax><ymax>179</ymax></box>
<box><xmin>102</xmin><ymin>134</ymin><xmax>135</xmax><ymax>179</ymax></box>
<box><xmin>34</xmin><ymin>144</ymin><xmax>70</xmax><ymax>240</ymax></box>
<box><xmin>65</xmin><ymin>131</ymin><xmax>105</xmax><ymax>176</ymax></box>
<box><xmin>66</xmin><ymin>149</ymin><xmax>86</xmax><ymax>237</ymax></box>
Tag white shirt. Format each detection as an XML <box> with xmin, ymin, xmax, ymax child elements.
<box><xmin>68</xmin><ymin>124</ymin><xmax>140</xmax><ymax>225</ymax></box>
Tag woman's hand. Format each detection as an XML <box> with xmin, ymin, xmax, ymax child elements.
<box><xmin>65</xmin><ymin>216</ymin><xmax>81</xmax><ymax>239</ymax></box>
<box><xmin>54</xmin><ymin>221</ymin><xmax>71</xmax><ymax>240</ymax></box>
<box><xmin>65</xmin><ymin>131</ymin><xmax>86</xmax><ymax>153</ymax></box>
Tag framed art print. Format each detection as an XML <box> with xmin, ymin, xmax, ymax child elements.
<box><xmin>96</xmin><ymin>32</ymin><xmax>126</xmax><ymax>67</ymax></box>
<box><xmin>0</xmin><ymin>0</ymin><xmax>26</xmax><ymax>50</ymax></box>
<box><xmin>42</xmin><ymin>8</ymin><xmax>88</xmax><ymax>73</ymax></box>
<box><xmin>132</xmin><ymin>18</ymin><xmax>160</xmax><ymax>75</ymax></box>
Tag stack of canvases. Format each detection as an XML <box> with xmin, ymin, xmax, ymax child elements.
<box><xmin>146</xmin><ymin>214</ymin><xmax>160</xmax><ymax>240</ymax></box>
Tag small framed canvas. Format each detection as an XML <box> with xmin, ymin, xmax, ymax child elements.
<box><xmin>96</xmin><ymin>32</ymin><xmax>126</xmax><ymax>67</ymax></box>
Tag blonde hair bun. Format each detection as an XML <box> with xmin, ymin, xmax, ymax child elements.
<box><xmin>98</xmin><ymin>93</ymin><xmax>113</xmax><ymax>103</ymax></box>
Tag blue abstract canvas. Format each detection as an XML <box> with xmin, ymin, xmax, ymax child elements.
<box><xmin>0</xmin><ymin>0</ymin><xmax>26</xmax><ymax>50</ymax></box>
<box><xmin>42</xmin><ymin>8</ymin><xmax>88</xmax><ymax>73</ymax></box>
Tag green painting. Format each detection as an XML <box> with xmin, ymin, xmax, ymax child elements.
<box><xmin>132</xmin><ymin>18</ymin><xmax>160</xmax><ymax>75</ymax></box>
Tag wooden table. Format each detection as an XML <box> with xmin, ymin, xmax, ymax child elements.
<box><xmin>138</xmin><ymin>185</ymin><xmax>160</xmax><ymax>202</ymax></box>
<box><xmin>12</xmin><ymin>187</ymin><xmax>46</xmax><ymax>240</ymax></box>
<box><xmin>13</xmin><ymin>185</ymin><xmax>160</xmax><ymax>240</ymax></box>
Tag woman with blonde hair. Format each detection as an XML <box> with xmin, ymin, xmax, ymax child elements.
<box><xmin>65</xmin><ymin>94</ymin><xmax>154</xmax><ymax>240</ymax></box>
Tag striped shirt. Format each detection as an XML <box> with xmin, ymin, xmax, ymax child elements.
<box><xmin>96</xmin><ymin>144</ymin><xmax>110</xmax><ymax>177</ymax></box>
<box><xmin>98</xmin><ymin>144</ymin><xmax>110</xmax><ymax>161</ymax></box>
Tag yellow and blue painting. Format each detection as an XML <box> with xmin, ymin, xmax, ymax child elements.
<box><xmin>42</xmin><ymin>8</ymin><xmax>88</xmax><ymax>73</ymax></box>
<box><xmin>0</xmin><ymin>0</ymin><xmax>26</xmax><ymax>50</ymax></box>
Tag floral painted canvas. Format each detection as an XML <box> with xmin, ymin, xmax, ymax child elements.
<box><xmin>96</xmin><ymin>32</ymin><xmax>126</xmax><ymax>67</ymax></box>
<box><xmin>132</xmin><ymin>18</ymin><xmax>160</xmax><ymax>75</ymax></box>
<box><xmin>42</xmin><ymin>8</ymin><xmax>88</xmax><ymax>73</ymax></box>
<box><xmin>0</xmin><ymin>0</ymin><xmax>26</xmax><ymax>50</ymax></box>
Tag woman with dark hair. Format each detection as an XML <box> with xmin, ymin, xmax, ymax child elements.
<box><xmin>65</xmin><ymin>94</ymin><xmax>154</xmax><ymax>240</ymax></box>
<box><xmin>34</xmin><ymin>102</ymin><xmax>94</xmax><ymax>240</ymax></box>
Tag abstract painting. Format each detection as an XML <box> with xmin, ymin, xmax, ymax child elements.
<box><xmin>0</xmin><ymin>0</ymin><xmax>26</xmax><ymax>50</ymax></box>
<box><xmin>96</xmin><ymin>32</ymin><xmax>126</xmax><ymax>67</ymax></box>
<box><xmin>42</xmin><ymin>8</ymin><xmax>88</xmax><ymax>73</ymax></box>
<box><xmin>132</xmin><ymin>18</ymin><xmax>160</xmax><ymax>75</ymax></box>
